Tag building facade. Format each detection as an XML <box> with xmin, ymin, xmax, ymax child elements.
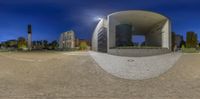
<box><xmin>59</xmin><ymin>30</ymin><xmax>75</xmax><ymax>49</ymax></box>
<box><xmin>92</xmin><ymin>10</ymin><xmax>172</xmax><ymax>57</ymax></box>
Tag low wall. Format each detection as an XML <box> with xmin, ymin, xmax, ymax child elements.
<box><xmin>108</xmin><ymin>48</ymin><xmax>171</xmax><ymax>57</ymax></box>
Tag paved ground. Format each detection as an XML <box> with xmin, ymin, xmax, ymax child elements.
<box><xmin>90</xmin><ymin>51</ymin><xmax>181</xmax><ymax>80</ymax></box>
<box><xmin>0</xmin><ymin>51</ymin><xmax>200</xmax><ymax>99</ymax></box>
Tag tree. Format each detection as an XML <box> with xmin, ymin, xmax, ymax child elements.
<box><xmin>141</xmin><ymin>41</ymin><xmax>146</xmax><ymax>46</ymax></box>
<box><xmin>180</xmin><ymin>39</ymin><xmax>186</xmax><ymax>48</ymax></box>
<box><xmin>7</xmin><ymin>40</ymin><xmax>17</xmax><ymax>48</ymax></box>
<box><xmin>47</xmin><ymin>40</ymin><xmax>58</xmax><ymax>50</ymax></box>
<box><xmin>171</xmin><ymin>32</ymin><xmax>176</xmax><ymax>50</ymax></box>
<box><xmin>32</xmin><ymin>41</ymin><xmax>36</xmax><ymax>46</ymax></box>
<box><xmin>43</xmin><ymin>40</ymin><xmax>48</xmax><ymax>49</ymax></box>
<box><xmin>79</xmin><ymin>41</ymin><xmax>88</xmax><ymax>50</ymax></box>
<box><xmin>186</xmin><ymin>32</ymin><xmax>198</xmax><ymax>48</ymax></box>
<box><xmin>5</xmin><ymin>41</ymin><xmax>10</xmax><ymax>47</ymax></box>
<box><xmin>181</xmin><ymin>44</ymin><xmax>185</xmax><ymax>49</ymax></box>
<box><xmin>51</xmin><ymin>40</ymin><xmax>58</xmax><ymax>49</ymax></box>
<box><xmin>1</xmin><ymin>42</ymin><xmax>6</xmax><ymax>48</ymax></box>
<box><xmin>17</xmin><ymin>37</ymin><xmax>27</xmax><ymax>49</ymax></box>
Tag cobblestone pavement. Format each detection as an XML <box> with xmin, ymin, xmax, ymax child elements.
<box><xmin>0</xmin><ymin>51</ymin><xmax>200</xmax><ymax>99</ymax></box>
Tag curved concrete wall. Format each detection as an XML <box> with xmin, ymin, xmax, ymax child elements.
<box><xmin>92</xmin><ymin>19</ymin><xmax>107</xmax><ymax>51</ymax></box>
<box><xmin>162</xmin><ymin>20</ymin><xmax>171</xmax><ymax>50</ymax></box>
<box><xmin>107</xmin><ymin>11</ymin><xmax>171</xmax><ymax>50</ymax></box>
<box><xmin>92</xmin><ymin>10</ymin><xmax>171</xmax><ymax>57</ymax></box>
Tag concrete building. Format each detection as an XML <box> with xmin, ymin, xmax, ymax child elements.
<box><xmin>92</xmin><ymin>10</ymin><xmax>172</xmax><ymax>57</ymax></box>
<box><xmin>59</xmin><ymin>30</ymin><xmax>75</xmax><ymax>49</ymax></box>
<box><xmin>27</xmin><ymin>24</ymin><xmax>32</xmax><ymax>50</ymax></box>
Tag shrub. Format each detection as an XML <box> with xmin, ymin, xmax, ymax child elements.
<box><xmin>181</xmin><ymin>44</ymin><xmax>185</xmax><ymax>49</ymax></box>
<box><xmin>79</xmin><ymin>42</ymin><xmax>88</xmax><ymax>50</ymax></box>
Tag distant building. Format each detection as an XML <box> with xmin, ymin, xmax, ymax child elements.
<box><xmin>59</xmin><ymin>30</ymin><xmax>75</xmax><ymax>49</ymax></box>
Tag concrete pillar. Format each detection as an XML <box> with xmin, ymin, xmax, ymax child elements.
<box><xmin>28</xmin><ymin>24</ymin><xmax>32</xmax><ymax>51</ymax></box>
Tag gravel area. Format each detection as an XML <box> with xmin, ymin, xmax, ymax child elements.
<box><xmin>89</xmin><ymin>51</ymin><xmax>182</xmax><ymax>80</ymax></box>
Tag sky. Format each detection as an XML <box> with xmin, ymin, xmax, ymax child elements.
<box><xmin>0</xmin><ymin>0</ymin><xmax>200</xmax><ymax>42</ymax></box>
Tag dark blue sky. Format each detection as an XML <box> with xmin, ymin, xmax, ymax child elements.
<box><xmin>0</xmin><ymin>0</ymin><xmax>200</xmax><ymax>42</ymax></box>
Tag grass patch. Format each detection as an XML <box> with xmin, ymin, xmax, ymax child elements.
<box><xmin>182</xmin><ymin>48</ymin><xmax>199</xmax><ymax>53</ymax></box>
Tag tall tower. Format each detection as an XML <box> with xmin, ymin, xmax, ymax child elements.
<box><xmin>28</xmin><ymin>24</ymin><xmax>32</xmax><ymax>51</ymax></box>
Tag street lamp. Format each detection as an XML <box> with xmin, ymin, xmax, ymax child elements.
<box><xmin>94</xmin><ymin>16</ymin><xmax>103</xmax><ymax>21</ymax></box>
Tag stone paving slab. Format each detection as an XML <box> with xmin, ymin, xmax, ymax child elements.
<box><xmin>89</xmin><ymin>51</ymin><xmax>182</xmax><ymax>80</ymax></box>
<box><xmin>0</xmin><ymin>51</ymin><xmax>200</xmax><ymax>99</ymax></box>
